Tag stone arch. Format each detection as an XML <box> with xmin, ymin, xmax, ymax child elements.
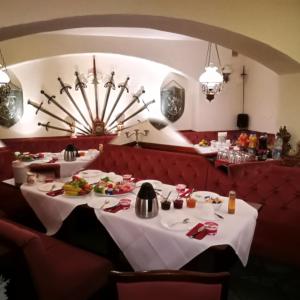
<box><xmin>0</xmin><ymin>14</ymin><xmax>299</xmax><ymax>74</ymax></box>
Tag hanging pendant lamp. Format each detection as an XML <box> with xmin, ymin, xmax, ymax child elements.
<box><xmin>199</xmin><ymin>42</ymin><xmax>223</xmax><ymax>101</ymax></box>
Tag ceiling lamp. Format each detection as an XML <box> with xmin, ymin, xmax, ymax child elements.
<box><xmin>0</xmin><ymin>49</ymin><xmax>11</xmax><ymax>99</ymax></box>
<box><xmin>199</xmin><ymin>42</ymin><xmax>223</xmax><ymax>102</ymax></box>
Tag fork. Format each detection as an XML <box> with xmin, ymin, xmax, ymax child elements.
<box><xmin>189</xmin><ymin>225</ymin><xmax>205</xmax><ymax>238</ymax></box>
<box><xmin>170</xmin><ymin>218</ymin><xmax>190</xmax><ymax>227</ymax></box>
<box><xmin>100</xmin><ymin>199</ymin><xmax>110</xmax><ymax>210</ymax></box>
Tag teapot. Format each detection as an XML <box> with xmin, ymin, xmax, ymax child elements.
<box><xmin>64</xmin><ymin>144</ymin><xmax>77</xmax><ymax>161</ymax></box>
<box><xmin>135</xmin><ymin>182</ymin><xmax>159</xmax><ymax>218</ymax></box>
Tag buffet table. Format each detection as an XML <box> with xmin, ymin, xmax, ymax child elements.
<box><xmin>20</xmin><ymin>174</ymin><xmax>257</xmax><ymax>271</ymax></box>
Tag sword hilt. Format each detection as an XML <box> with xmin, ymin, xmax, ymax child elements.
<box><xmin>118</xmin><ymin>77</ymin><xmax>130</xmax><ymax>93</ymax></box>
<box><xmin>75</xmin><ymin>71</ymin><xmax>87</xmax><ymax>90</ymax></box>
<box><xmin>28</xmin><ymin>99</ymin><xmax>43</xmax><ymax>115</ymax></box>
<box><xmin>38</xmin><ymin>122</ymin><xmax>49</xmax><ymax>131</ymax></box>
<box><xmin>58</xmin><ymin>77</ymin><xmax>72</xmax><ymax>94</ymax></box>
<box><xmin>142</xmin><ymin>99</ymin><xmax>150</xmax><ymax>111</ymax></box>
<box><xmin>41</xmin><ymin>90</ymin><xmax>56</xmax><ymax>104</ymax></box>
<box><xmin>104</xmin><ymin>71</ymin><xmax>116</xmax><ymax>89</ymax></box>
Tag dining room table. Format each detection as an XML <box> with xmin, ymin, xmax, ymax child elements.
<box><xmin>20</xmin><ymin>171</ymin><xmax>258</xmax><ymax>271</ymax></box>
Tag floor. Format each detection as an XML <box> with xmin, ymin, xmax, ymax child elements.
<box><xmin>229</xmin><ymin>256</ymin><xmax>300</xmax><ymax>300</ymax></box>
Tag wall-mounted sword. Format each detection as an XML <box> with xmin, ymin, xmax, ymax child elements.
<box><xmin>91</xmin><ymin>56</ymin><xmax>105</xmax><ymax>135</ymax></box>
<box><xmin>75</xmin><ymin>71</ymin><xmax>94</xmax><ymax>124</ymax></box>
<box><xmin>109</xmin><ymin>99</ymin><xmax>155</xmax><ymax>131</ymax></box>
<box><xmin>27</xmin><ymin>99</ymin><xmax>87</xmax><ymax>135</ymax></box>
<box><xmin>58</xmin><ymin>77</ymin><xmax>92</xmax><ymax>132</ymax></box>
<box><xmin>38</xmin><ymin>122</ymin><xmax>74</xmax><ymax>134</ymax></box>
<box><xmin>101</xmin><ymin>71</ymin><xmax>115</xmax><ymax>122</ymax></box>
<box><xmin>108</xmin><ymin>86</ymin><xmax>145</xmax><ymax>128</ymax></box>
<box><xmin>40</xmin><ymin>90</ymin><xmax>90</xmax><ymax>135</ymax></box>
<box><xmin>105</xmin><ymin>76</ymin><xmax>130</xmax><ymax>125</ymax></box>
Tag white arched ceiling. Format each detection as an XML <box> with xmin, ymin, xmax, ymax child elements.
<box><xmin>0</xmin><ymin>14</ymin><xmax>299</xmax><ymax>74</ymax></box>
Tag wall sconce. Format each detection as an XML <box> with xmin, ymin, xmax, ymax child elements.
<box><xmin>222</xmin><ymin>65</ymin><xmax>232</xmax><ymax>83</ymax></box>
<box><xmin>125</xmin><ymin>129</ymin><xmax>149</xmax><ymax>148</ymax></box>
<box><xmin>116</xmin><ymin>122</ymin><xmax>124</xmax><ymax>136</ymax></box>
<box><xmin>199</xmin><ymin>42</ymin><xmax>223</xmax><ymax>102</ymax></box>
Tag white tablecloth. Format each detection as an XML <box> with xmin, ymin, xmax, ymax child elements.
<box><xmin>193</xmin><ymin>145</ymin><xmax>218</xmax><ymax>155</ymax></box>
<box><xmin>22</xmin><ymin>150</ymin><xmax>99</xmax><ymax>178</ymax></box>
<box><xmin>94</xmin><ymin>186</ymin><xmax>257</xmax><ymax>271</ymax></box>
<box><xmin>21</xmin><ymin>179</ymin><xmax>257</xmax><ymax>271</ymax></box>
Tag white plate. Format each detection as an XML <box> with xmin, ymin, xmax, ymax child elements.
<box><xmin>160</xmin><ymin>213</ymin><xmax>200</xmax><ymax>231</ymax></box>
<box><xmin>191</xmin><ymin>191</ymin><xmax>220</xmax><ymax>203</ymax></box>
<box><xmin>101</xmin><ymin>172</ymin><xmax>123</xmax><ymax>183</ymax></box>
<box><xmin>136</xmin><ymin>180</ymin><xmax>162</xmax><ymax>189</ymax></box>
<box><xmin>77</xmin><ymin>170</ymin><xmax>103</xmax><ymax>183</ymax></box>
<box><xmin>37</xmin><ymin>182</ymin><xmax>63</xmax><ymax>192</ymax></box>
<box><xmin>88</xmin><ymin>197</ymin><xmax>119</xmax><ymax>209</ymax></box>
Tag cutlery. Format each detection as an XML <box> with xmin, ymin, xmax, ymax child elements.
<box><xmin>189</xmin><ymin>225</ymin><xmax>205</xmax><ymax>238</ymax></box>
<box><xmin>215</xmin><ymin>212</ymin><xmax>224</xmax><ymax>219</ymax></box>
<box><xmin>170</xmin><ymin>218</ymin><xmax>190</xmax><ymax>227</ymax></box>
<box><xmin>100</xmin><ymin>199</ymin><xmax>110</xmax><ymax>210</ymax></box>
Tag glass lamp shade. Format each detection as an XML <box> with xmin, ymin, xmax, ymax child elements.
<box><xmin>199</xmin><ymin>64</ymin><xmax>223</xmax><ymax>101</ymax></box>
<box><xmin>0</xmin><ymin>69</ymin><xmax>10</xmax><ymax>85</ymax></box>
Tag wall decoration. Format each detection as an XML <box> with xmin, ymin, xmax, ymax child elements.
<box><xmin>27</xmin><ymin>56</ymin><xmax>156</xmax><ymax>136</ymax></box>
<box><xmin>160</xmin><ymin>80</ymin><xmax>185</xmax><ymax>122</ymax></box>
<box><xmin>0</xmin><ymin>83</ymin><xmax>23</xmax><ymax>127</ymax></box>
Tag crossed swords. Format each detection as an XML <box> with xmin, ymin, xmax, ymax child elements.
<box><xmin>28</xmin><ymin>57</ymin><xmax>155</xmax><ymax>135</ymax></box>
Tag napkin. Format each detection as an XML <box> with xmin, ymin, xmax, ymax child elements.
<box><xmin>46</xmin><ymin>189</ymin><xmax>64</xmax><ymax>197</ymax></box>
<box><xmin>103</xmin><ymin>199</ymin><xmax>131</xmax><ymax>213</ymax></box>
<box><xmin>186</xmin><ymin>223</ymin><xmax>207</xmax><ymax>240</ymax></box>
<box><xmin>180</xmin><ymin>188</ymin><xmax>193</xmax><ymax>198</ymax></box>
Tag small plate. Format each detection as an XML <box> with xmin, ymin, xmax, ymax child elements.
<box><xmin>77</xmin><ymin>170</ymin><xmax>103</xmax><ymax>183</ymax></box>
<box><xmin>136</xmin><ymin>180</ymin><xmax>162</xmax><ymax>189</ymax></box>
<box><xmin>88</xmin><ymin>197</ymin><xmax>119</xmax><ymax>209</ymax></box>
<box><xmin>38</xmin><ymin>182</ymin><xmax>63</xmax><ymax>192</ymax></box>
<box><xmin>191</xmin><ymin>191</ymin><xmax>220</xmax><ymax>203</ymax></box>
<box><xmin>160</xmin><ymin>213</ymin><xmax>199</xmax><ymax>231</ymax></box>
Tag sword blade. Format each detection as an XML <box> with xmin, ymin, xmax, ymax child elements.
<box><xmin>101</xmin><ymin>71</ymin><xmax>115</xmax><ymax>122</ymax></box>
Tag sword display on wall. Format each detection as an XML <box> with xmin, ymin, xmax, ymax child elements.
<box><xmin>108</xmin><ymin>99</ymin><xmax>155</xmax><ymax>131</ymax></box>
<box><xmin>40</xmin><ymin>90</ymin><xmax>90</xmax><ymax>134</ymax></box>
<box><xmin>27</xmin><ymin>99</ymin><xmax>88</xmax><ymax>135</ymax></box>
<box><xmin>75</xmin><ymin>71</ymin><xmax>94</xmax><ymax>124</ymax></box>
<box><xmin>105</xmin><ymin>76</ymin><xmax>130</xmax><ymax>125</ymax></box>
<box><xmin>91</xmin><ymin>56</ymin><xmax>105</xmax><ymax>135</ymax></box>
<box><xmin>58</xmin><ymin>77</ymin><xmax>92</xmax><ymax>132</ymax></box>
<box><xmin>108</xmin><ymin>86</ymin><xmax>145</xmax><ymax>128</ymax></box>
<box><xmin>101</xmin><ymin>71</ymin><xmax>115</xmax><ymax>122</ymax></box>
<box><xmin>38</xmin><ymin>121</ymin><xmax>74</xmax><ymax>134</ymax></box>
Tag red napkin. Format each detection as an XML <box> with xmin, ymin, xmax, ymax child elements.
<box><xmin>104</xmin><ymin>199</ymin><xmax>131</xmax><ymax>213</ymax></box>
<box><xmin>180</xmin><ymin>188</ymin><xmax>193</xmax><ymax>198</ymax></box>
<box><xmin>46</xmin><ymin>189</ymin><xmax>64</xmax><ymax>197</ymax></box>
<box><xmin>186</xmin><ymin>223</ymin><xmax>208</xmax><ymax>240</ymax></box>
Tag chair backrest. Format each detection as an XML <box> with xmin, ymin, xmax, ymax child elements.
<box><xmin>110</xmin><ymin>270</ymin><xmax>230</xmax><ymax>300</ymax></box>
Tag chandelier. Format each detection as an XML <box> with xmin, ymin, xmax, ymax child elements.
<box><xmin>0</xmin><ymin>49</ymin><xmax>11</xmax><ymax>99</ymax></box>
<box><xmin>199</xmin><ymin>42</ymin><xmax>223</xmax><ymax>102</ymax></box>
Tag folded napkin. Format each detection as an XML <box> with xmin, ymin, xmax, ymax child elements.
<box><xmin>186</xmin><ymin>223</ymin><xmax>207</xmax><ymax>240</ymax></box>
<box><xmin>180</xmin><ymin>188</ymin><xmax>193</xmax><ymax>198</ymax></box>
<box><xmin>46</xmin><ymin>189</ymin><xmax>64</xmax><ymax>197</ymax></box>
<box><xmin>103</xmin><ymin>199</ymin><xmax>131</xmax><ymax>213</ymax></box>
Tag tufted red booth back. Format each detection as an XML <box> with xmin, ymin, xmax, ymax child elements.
<box><xmin>206</xmin><ymin>162</ymin><xmax>300</xmax><ymax>265</ymax></box>
<box><xmin>88</xmin><ymin>144</ymin><xmax>211</xmax><ymax>190</ymax></box>
<box><xmin>0</xmin><ymin>147</ymin><xmax>14</xmax><ymax>180</ymax></box>
<box><xmin>2</xmin><ymin>135</ymin><xmax>115</xmax><ymax>154</ymax></box>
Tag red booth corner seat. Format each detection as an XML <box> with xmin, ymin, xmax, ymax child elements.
<box><xmin>110</xmin><ymin>270</ymin><xmax>230</xmax><ymax>300</ymax></box>
<box><xmin>88</xmin><ymin>144</ymin><xmax>211</xmax><ymax>190</ymax></box>
<box><xmin>0</xmin><ymin>218</ymin><xmax>113</xmax><ymax>300</ymax></box>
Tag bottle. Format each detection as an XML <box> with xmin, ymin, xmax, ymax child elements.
<box><xmin>228</xmin><ymin>190</ymin><xmax>236</xmax><ymax>214</ymax></box>
<box><xmin>272</xmin><ymin>136</ymin><xmax>283</xmax><ymax>160</ymax></box>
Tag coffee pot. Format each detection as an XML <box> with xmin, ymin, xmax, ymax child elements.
<box><xmin>135</xmin><ymin>182</ymin><xmax>159</xmax><ymax>218</ymax></box>
<box><xmin>64</xmin><ymin>144</ymin><xmax>77</xmax><ymax>161</ymax></box>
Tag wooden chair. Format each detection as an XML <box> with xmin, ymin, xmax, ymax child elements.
<box><xmin>110</xmin><ymin>269</ymin><xmax>230</xmax><ymax>300</ymax></box>
<box><xmin>0</xmin><ymin>218</ymin><xmax>113</xmax><ymax>300</ymax></box>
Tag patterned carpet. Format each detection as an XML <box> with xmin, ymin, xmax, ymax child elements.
<box><xmin>229</xmin><ymin>256</ymin><xmax>300</xmax><ymax>300</ymax></box>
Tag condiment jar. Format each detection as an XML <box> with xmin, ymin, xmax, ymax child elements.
<box><xmin>228</xmin><ymin>190</ymin><xmax>236</xmax><ymax>214</ymax></box>
<box><xmin>26</xmin><ymin>172</ymin><xmax>36</xmax><ymax>185</ymax></box>
<box><xmin>186</xmin><ymin>197</ymin><xmax>197</xmax><ymax>208</ymax></box>
<box><xmin>174</xmin><ymin>198</ymin><xmax>184</xmax><ymax>209</ymax></box>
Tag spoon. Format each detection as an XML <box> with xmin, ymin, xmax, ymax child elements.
<box><xmin>170</xmin><ymin>218</ymin><xmax>190</xmax><ymax>227</ymax></box>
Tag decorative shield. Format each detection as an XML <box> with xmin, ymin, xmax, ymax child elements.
<box><xmin>161</xmin><ymin>83</ymin><xmax>185</xmax><ymax>122</ymax></box>
<box><xmin>0</xmin><ymin>87</ymin><xmax>23</xmax><ymax>127</ymax></box>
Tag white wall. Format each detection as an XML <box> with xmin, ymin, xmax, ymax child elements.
<box><xmin>243</xmin><ymin>57</ymin><xmax>279</xmax><ymax>134</ymax></box>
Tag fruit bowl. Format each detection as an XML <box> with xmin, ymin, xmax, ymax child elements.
<box><xmin>63</xmin><ymin>175</ymin><xmax>93</xmax><ymax>196</ymax></box>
